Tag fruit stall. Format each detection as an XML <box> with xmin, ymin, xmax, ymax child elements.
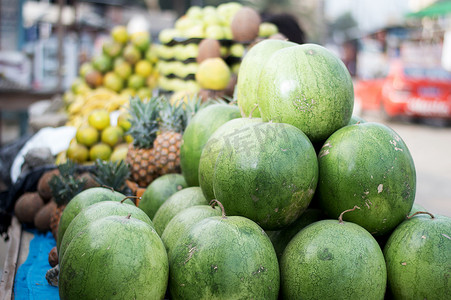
<box><xmin>1</xmin><ymin>2</ymin><xmax>450</xmax><ymax>300</ymax></box>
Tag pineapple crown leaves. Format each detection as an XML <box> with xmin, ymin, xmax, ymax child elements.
<box><xmin>92</xmin><ymin>159</ymin><xmax>131</xmax><ymax>194</ymax></box>
<box><xmin>127</xmin><ymin>96</ymin><xmax>161</xmax><ymax>149</ymax></box>
<box><xmin>157</xmin><ymin>96</ymin><xmax>187</xmax><ymax>134</ymax></box>
<box><xmin>49</xmin><ymin>160</ymin><xmax>86</xmax><ymax>206</ymax></box>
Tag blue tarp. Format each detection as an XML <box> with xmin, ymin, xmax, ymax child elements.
<box><xmin>14</xmin><ymin>229</ymin><xmax>59</xmax><ymax>300</ymax></box>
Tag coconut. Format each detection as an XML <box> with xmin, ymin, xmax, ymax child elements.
<box><xmin>196</xmin><ymin>38</ymin><xmax>221</xmax><ymax>64</ymax></box>
<box><xmin>14</xmin><ymin>192</ymin><xmax>45</xmax><ymax>224</ymax></box>
<box><xmin>37</xmin><ymin>169</ymin><xmax>60</xmax><ymax>201</ymax></box>
<box><xmin>231</xmin><ymin>7</ymin><xmax>261</xmax><ymax>42</ymax></box>
<box><xmin>34</xmin><ymin>201</ymin><xmax>57</xmax><ymax>232</ymax></box>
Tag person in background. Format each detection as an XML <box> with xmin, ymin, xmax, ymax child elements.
<box><xmin>261</xmin><ymin>13</ymin><xmax>306</xmax><ymax>44</ymax></box>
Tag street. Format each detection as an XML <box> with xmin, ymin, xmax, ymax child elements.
<box><xmin>362</xmin><ymin>111</ymin><xmax>451</xmax><ymax>217</ymax></box>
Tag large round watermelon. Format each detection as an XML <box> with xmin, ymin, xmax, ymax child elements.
<box><xmin>168</xmin><ymin>214</ymin><xmax>279</xmax><ymax>299</ymax></box>
<box><xmin>59</xmin><ymin>200</ymin><xmax>153</xmax><ymax>261</ymax></box>
<box><xmin>138</xmin><ymin>173</ymin><xmax>187</xmax><ymax>219</ymax></box>
<box><xmin>198</xmin><ymin>117</ymin><xmax>262</xmax><ymax>200</ymax></box>
<box><xmin>236</xmin><ymin>39</ymin><xmax>297</xmax><ymax>118</ymax></box>
<box><xmin>152</xmin><ymin>186</ymin><xmax>208</xmax><ymax>235</ymax></box>
<box><xmin>317</xmin><ymin>122</ymin><xmax>416</xmax><ymax>236</ymax></box>
<box><xmin>56</xmin><ymin>187</ymin><xmax>129</xmax><ymax>251</ymax></box>
<box><xmin>384</xmin><ymin>212</ymin><xmax>451</xmax><ymax>299</ymax></box>
<box><xmin>281</xmin><ymin>218</ymin><xmax>387</xmax><ymax>299</ymax></box>
<box><xmin>257</xmin><ymin>43</ymin><xmax>354</xmax><ymax>143</ymax></box>
<box><xmin>161</xmin><ymin>204</ymin><xmax>221</xmax><ymax>255</ymax></box>
<box><xmin>212</xmin><ymin>121</ymin><xmax>318</xmax><ymax>230</ymax></box>
<box><xmin>179</xmin><ymin>104</ymin><xmax>241</xmax><ymax>186</ymax></box>
<box><xmin>59</xmin><ymin>215</ymin><xmax>168</xmax><ymax>299</ymax></box>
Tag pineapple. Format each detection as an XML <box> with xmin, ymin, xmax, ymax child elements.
<box><xmin>126</xmin><ymin>97</ymin><xmax>160</xmax><ymax>187</ymax></box>
<box><xmin>92</xmin><ymin>158</ymin><xmax>131</xmax><ymax>195</ymax></box>
<box><xmin>153</xmin><ymin>95</ymin><xmax>205</xmax><ymax>176</ymax></box>
<box><xmin>49</xmin><ymin>161</ymin><xmax>86</xmax><ymax>239</ymax></box>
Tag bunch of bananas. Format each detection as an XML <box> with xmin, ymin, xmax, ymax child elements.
<box><xmin>65</xmin><ymin>88</ymin><xmax>130</xmax><ymax>128</ymax></box>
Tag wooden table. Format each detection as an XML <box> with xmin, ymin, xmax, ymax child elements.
<box><xmin>0</xmin><ymin>216</ymin><xmax>33</xmax><ymax>299</ymax></box>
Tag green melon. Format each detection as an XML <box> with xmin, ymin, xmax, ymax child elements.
<box><xmin>236</xmin><ymin>39</ymin><xmax>297</xmax><ymax>118</ymax></box>
<box><xmin>384</xmin><ymin>212</ymin><xmax>451</xmax><ymax>299</ymax></box>
<box><xmin>169</xmin><ymin>214</ymin><xmax>279</xmax><ymax>299</ymax></box>
<box><xmin>317</xmin><ymin>122</ymin><xmax>416</xmax><ymax>236</ymax></box>
<box><xmin>212</xmin><ymin>121</ymin><xmax>318</xmax><ymax>230</ymax></box>
<box><xmin>266</xmin><ymin>208</ymin><xmax>324</xmax><ymax>260</ymax></box>
<box><xmin>56</xmin><ymin>187</ymin><xmax>129</xmax><ymax>251</ymax></box>
<box><xmin>281</xmin><ymin>218</ymin><xmax>387</xmax><ymax>299</ymax></box>
<box><xmin>138</xmin><ymin>173</ymin><xmax>187</xmax><ymax>219</ymax></box>
<box><xmin>161</xmin><ymin>205</ymin><xmax>221</xmax><ymax>256</ymax></box>
<box><xmin>59</xmin><ymin>215</ymin><xmax>168</xmax><ymax>299</ymax></box>
<box><xmin>179</xmin><ymin>104</ymin><xmax>241</xmax><ymax>186</ymax></box>
<box><xmin>348</xmin><ymin>114</ymin><xmax>366</xmax><ymax>125</ymax></box>
<box><xmin>152</xmin><ymin>186</ymin><xmax>208</xmax><ymax>235</ymax></box>
<box><xmin>257</xmin><ymin>43</ymin><xmax>354</xmax><ymax>143</ymax></box>
<box><xmin>59</xmin><ymin>200</ymin><xmax>153</xmax><ymax>261</ymax></box>
<box><xmin>198</xmin><ymin>117</ymin><xmax>262</xmax><ymax>200</ymax></box>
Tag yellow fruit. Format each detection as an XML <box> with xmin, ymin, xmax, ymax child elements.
<box><xmin>195</xmin><ymin>57</ymin><xmax>231</xmax><ymax>90</ymax></box>
<box><xmin>111</xmin><ymin>25</ymin><xmax>128</xmax><ymax>44</ymax></box>
<box><xmin>124</xmin><ymin>134</ymin><xmax>133</xmax><ymax>144</ymax></box>
<box><xmin>101</xmin><ymin>126</ymin><xmax>124</xmax><ymax>147</ymax></box>
<box><xmin>89</xmin><ymin>143</ymin><xmax>112</xmax><ymax>161</ymax></box>
<box><xmin>136</xmin><ymin>87</ymin><xmax>152</xmax><ymax>100</ymax></box>
<box><xmin>75</xmin><ymin>125</ymin><xmax>99</xmax><ymax>147</ymax></box>
<box><xmin>127</xmin><ymin>74</ymin><xmax>145</xmax><ymax>90</ymax></box>
<box><xmin>88</xmin><ymin>110</ymin><xmax>110</xmax><ymax>131</ymax></box>
<box><xmin>110</xmin><ymin>146</ymin><xmax>128</xmax><ymax>162</ymax></box>
<box><xmin>131</xmin><ymin>31</ymin><xmax>150</xmax><ymax>51</ymax></box>
<box><xmin>117</xmin><ymin>112</ymin><xmax>132</xmax><ymax>131</ymax></box>
<box><xmin>66</xmin><ymin>143</ymin><xmax>89</xmax><ymax>163</ymax></box>
<box><xmin>135</xmin><ymin>60</ymin><xmax>153</xmax><ymax>78</ymax></box>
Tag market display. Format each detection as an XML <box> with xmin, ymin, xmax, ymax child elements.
<box><xmin>5</xmin><ymin>2</ymin><xmax>451</xmax><ymax>300</ymax></box>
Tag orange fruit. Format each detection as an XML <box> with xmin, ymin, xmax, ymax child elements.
<box><xmin>88</xmin><ymin>110</ymin><xmax>110</xmax><ymax>131</ymax></box>
<box><xmin>135</xmin><ymin>60</ymin><xmax>153</xmax><ymax>77</ymax></box>
<box><xmin>117</xmin><ymin>112</ymin><xmax>132</xmax><ymax>132</ymax></box>
<box><xmin>89</xmin><ymin>143</ymin><xmax>112</xmax><ymax>161</ymax></box>
<box><xmin>111</xmin><ymin>25</ymin><xmax>129</xmax><ymax>44</ymax></box>
<box><xmin>75</xmin><ymin>125</ymin><xmax>99</xmax><ymax>147</ymax></box>
<box><xmin>100</xmin><ymin>126</ymin><xmax>124</xmax><ymax>147</ymax></box>
<box><xmin>66</xmin><ymin>143</ymin><xmax>89</xmax><ymax>163</ymax></box>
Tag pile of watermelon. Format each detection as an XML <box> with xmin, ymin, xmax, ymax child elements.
<box><xmin>56</xmin><ymin>40</ymin><xmax>450</xmax><ymax>300</ymax></box>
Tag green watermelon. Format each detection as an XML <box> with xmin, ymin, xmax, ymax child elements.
<box><xmin>266</xmin><ymin>208</ymin><xmax>324</xmax><ymax>260</ymax></box>
<box><xmin>257</xmin><ymin>43</ymin><xmax>354</xmax><ymax>143</ymax></box>
<box><xmin>236</xmin><ymin>39</ymin><xmax>297</xmax><ymax>118</ymax></box>
<box><xmin>384</xmin><ymin>212</ymin><xmax>451</xmax><ymax>299</ymax></box>
<box><xmin>281</xmin><ymin>216</ymin><xmax>386</xmax><ymax>299</ymax></box>
<box><xmin>161</xmin><ymin>204</ymin><xmax>221</xmax><ymax>256</ymax></box>
<box><xmin>59</xmin><ymin>215</ymin><xmax>168</xmax><ymax>299</ymax></box>
<box><xmin>56</xmin><ymin>187</ymin><xmax>129</xmax><ymax>251</ymax></box>
<box><xmin>138</xmin><ymin>173</ymin><xmax>187</xmax><ymax>219</ymax></box>
<box><xmin>198</xmin><ymin>117</ymin><xmax>262</xmax><ymax>200</ymax></box>
<box><xmin>348</xmin><ymin>114</ymin><xmax>366</xmax><ymax>125</ymax></box>
<box><xmin>317</xmin><ymin>122</ymin><xmax>416</xmax><ymax>236</ymax></box>
<box><xmin>179</xmin><ymin>104</ymin><xmax>241</xmax><ymax>186</ymax></box>
<box><xmin>59</xmin><ymin>200</ymin><xmax>153</xmax><ymax>261</ymax></box>
<box><xmin>168</xmin><ymin>214</ymin><xmax>279</xmax><ymax>299</ymax></box>
<box><xmin>152</xmin><ymin>186</ymin><xmax>208</xmax><ymax>235</ymax></box>
<box><xmin>212</xmin><ymin>121</ymin><xmax>318</xmax><ymax>230</ymax></box>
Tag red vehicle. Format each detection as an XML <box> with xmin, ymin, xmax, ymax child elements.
<box><xmin>354</xmin><ymin>59</ymin><xmax>451</xmax><ymax>120</ymax></box>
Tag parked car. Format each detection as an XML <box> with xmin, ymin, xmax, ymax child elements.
<box><xmin>354</xmin><ymin>59</ymin><xmax>451</xmax><ymax>120</ymax></box>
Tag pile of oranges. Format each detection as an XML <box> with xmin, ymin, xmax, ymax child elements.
<box><xmin>65</xmin><ymin>110</ymin><xmax>132</xmax><ymax>164</ymax></box>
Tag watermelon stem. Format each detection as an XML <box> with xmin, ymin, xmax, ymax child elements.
<box><xmin>126</xmin><ymin>213</ymin><xmax>132</xmax><ymax>219</ymax></box>
<box><xmin>407</xmin><ymin>211</ymin><xmax>435</xmax><ymax>219</ymax></box>
<box><xmin>120</xmin><ymin>196</ymin><xmax>140</xmax><ymax>204</ymax></box>
<box><xmin>249</xmin><ymin>103</ymin><xmax>259</xmax><ymax>118</ymax></box>
<box><xmin>102</xmin><ymin>185</ymin><xmax>115</xmax><ymax>192</ymax></box>
<box><xmin>209</xmin><ymin>199</ymin><xmax>227</xmax><ymax>219</ymax></box>
<box><xmin>338</xmin><ymin>205</ymin><xmax>361</xmax><ymax>224</ymax></box>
